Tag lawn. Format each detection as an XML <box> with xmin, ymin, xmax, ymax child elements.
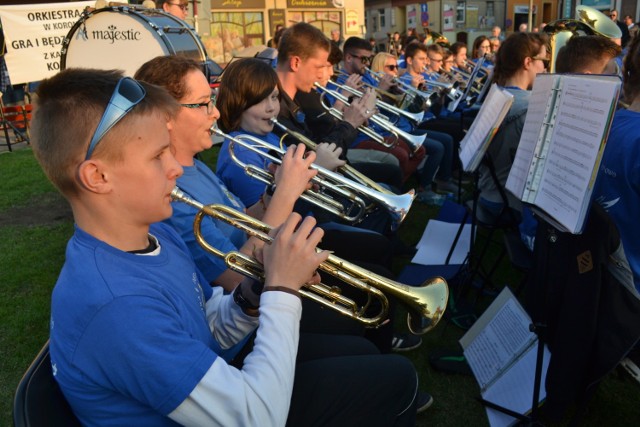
<box><xmin>1</xmin><ymin>147</ymin><xmax>638</xmax><ymax>426</ymax></box>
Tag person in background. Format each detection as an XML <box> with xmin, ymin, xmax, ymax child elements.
<box><xmin>519</xmin><ymin>35</ymin><xmax>621</xmax><ymax>252</ymax></box>
<box><xmin>471</xmin><ymin>35</ymin><xmax>492</xmax><ymax>64</ymax></box>
<box><xmin>592</xmin><ymin>34</ymin><xmax>640</xmax><ymax>291</ymax></box>
<box><xmin>491</xmin><ymin>25</ymin><xmax>505</xmax><ymax>41</ymax></box>
<box><xmin>489</xmin><ymin>36</ymin><xmax>501</xmax><ymax>54</ymax></box>
<box><xmin>610</xmin><ymin>10</ymin><xmax>630</xmax><ymax>47</ymax></box>
<box><xmin>477</xmin><ymin>32</ymin><xmax>548</xmax><ymax>217</ymax></box>
<box><xmin>450</xmin><ymin>41</ymin><xmax>470</xmax><ymax>71</ymax></box>
<box><xmin>625</xmin><ymin>15</ymin><xmax>638</xmax><ymax>41</ymax></box>
<box><xmin>157</xmin><ymin>0</ymin><xmax>188</xmax><ymax>21</ymax></box>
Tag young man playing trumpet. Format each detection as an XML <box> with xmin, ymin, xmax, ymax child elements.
<box><xmin>34</xmin><ymin>66</ymin><xmax>421</xmax><ymax>427</ymax></box>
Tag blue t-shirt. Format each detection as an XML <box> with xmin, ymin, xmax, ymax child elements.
<box><xmin>216</xmin><ymin>130</ymin><xmax>281</xmax><ymax>207</ymax></box>
<box><xmin>593</xmin><ymin>108</ymin><xmax>640</xmax><ymax>292</ymax></box>
<box><xmin>50</xmin><ymin>223</ymin><xmax>218</xmax><ymax>426</ymax></box>
<box><xmin>166</xmin><ymin>158</ymin><xmax>247</xmax><ymax>283</ymax></box>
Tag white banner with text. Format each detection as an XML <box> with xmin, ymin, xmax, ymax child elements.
<box><xmin>0</xmin><ymin>2</ymin><xmax>96</xmax><ymax>84</ymax></box>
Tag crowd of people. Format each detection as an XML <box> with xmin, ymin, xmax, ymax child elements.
<box><xmin>21</xmin><ymin>2</ymin><xmax>640</xmax><ymax>425</ymax></box>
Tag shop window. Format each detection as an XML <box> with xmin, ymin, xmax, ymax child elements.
<box><xmin>287</xmin><ymin>11</ymin><xmax>342</xmax><ymax>39</ymax></box>
<box><xmin>207</xmin><ymin>12</ymin><xmax>264</xmax><ymax>65</ymax></box>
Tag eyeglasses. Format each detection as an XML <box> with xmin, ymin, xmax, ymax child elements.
<box><xmin>428</xmin><ymin>57</ymin><xmax>443</xmax><ymax>63</ymax></box>
<box><xmin>531</xmin><ymin>56</ymin><xmax>550</xmax><ymax>68</ymax></box>
<box><xmin>168</xmin><ymin>2</ymin><xmax>188</xmax><ymax>11</ymax></box>
<box><xmin>86</xmin><ymin>77</ymin><xmax>146</xmax><ymax>160</ymax></box>
<box><xmin>348</xmin><ymin>53</ymin><xmax>373</xmax><ymax>65</ymax></box>
<box><xmin>180</xmin><ymin>94</ymin><xmax>217</xmax><ymax>115</ymax></box>
<box><xmin>384</xmin><ymin>64</ymin><xmax>398</xmax><ymax>70</ymax></box>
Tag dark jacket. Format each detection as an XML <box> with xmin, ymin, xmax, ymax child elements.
<box><xmin>527</xmin><ymin>203</ymin><xmax>640</xmax><ymax>420</ymax></box>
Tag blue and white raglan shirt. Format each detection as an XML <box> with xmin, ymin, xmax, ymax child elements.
<box><xmin>50</xmin><ymin>222</ymin><xmax>301</xmax><ymax>426</ymax></box>
<box><xmin>216</xmin><ymin>130</ymin><xmax>281</xmax><ymax>207</ymax></box>
<box><xmin>166</xmin><ymin>158</ymin><xmax>247</xmax><ymax>283</ymax></box>
<box><xmin>593</xmin><ymin>109</ymin><xmax>640</xmax><ymax>293</ymax></box>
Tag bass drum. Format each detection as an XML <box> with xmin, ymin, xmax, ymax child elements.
<box><xmin>61</xmin><ymin>7</ymin><xmax>208</xmax><ymax>77</ymax></box>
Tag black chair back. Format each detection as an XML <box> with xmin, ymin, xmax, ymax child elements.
<box><xmin>13</xmin><ymin>341</ymin><xmax>81</xmax><ymax>427</ymax></box>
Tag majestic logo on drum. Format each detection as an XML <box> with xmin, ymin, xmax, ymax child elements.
<box><xmin>90</xmin><ymin>24</ymin><xmax>142</xmax><ymax>44</ymax></box>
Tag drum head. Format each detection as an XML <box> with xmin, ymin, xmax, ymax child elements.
<box><xmin>61</xmin><ymin>8</ymin><xmax>207</xmax><ymax>76</ymax></box>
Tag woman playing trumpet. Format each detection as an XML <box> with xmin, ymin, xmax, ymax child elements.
<box><xmin>134</xmin><ymin>56</ymin><xmax>315</xmax><ymax>293</ymax></box>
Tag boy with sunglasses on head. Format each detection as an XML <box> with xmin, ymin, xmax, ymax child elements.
<box><xmin>34</xmin><ymin>68</ymin><xmax>420</xmax><ymax>426</ymax></box>
<box><xmin>32</xmin><ymin>67</ymin><xmax>332</xmax><ymax>426</ymax></box>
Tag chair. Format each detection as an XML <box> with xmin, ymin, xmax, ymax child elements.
<box><xmin>13</xmin><ymin>341</ymin><xmax>81</xmax><ymax>427</ymax></box>
<box><xmin>1</xmin><ymin>103</ymin><xmax>31</xmax><ymax>151</ymax></box>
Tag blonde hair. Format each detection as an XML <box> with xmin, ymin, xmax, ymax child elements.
<box><xmin>371</xmin><ymin>52</ymin><xmax>397</xmax><ymax>73</ymax></box>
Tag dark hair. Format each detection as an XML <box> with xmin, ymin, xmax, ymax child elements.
<box><xmin>405</xmin><ymin>42</ymin><xmax>427</xmax><ymax>59</ymax></box>
<box><xmin>272</xmin><ymin>27</ymin><xmax>285</xmax><ymax>49</ymax></box>
<box><xmin>471</xmin><ymin>35</ymin><xmax>490</xmax><ymax>59</ymax></box>
<box><xmin>493</xmin><ymin>32</ymin><xmax>548</xmax><ymax>86</ymax></box>
<box><xmin>343</xmin><ymin>36</ymin><xmax>371</xmax><ymax>54</ymax></box>
<box><xmin>217</xmin><ymin>58</ymin><xmax>281</xmax><ymax>132</ymax></box>
<box><xmin>556</xmin><ymin>35</ymin><xmax>620</xmax><ymax>73</ymax></box>
<box><xmin>32</xmin><ymin>68</ymin><xmax>178</xmax><ymax>198</ymax></box>
<box><xmin>623</xmin><ymin>34</ymin><xmax>640</xmax><ymax>102</ymax></box>
<box><xmin>134</xmin><ymin>55</ymin><xmax>204</xmax><ymax>100</ymax></box>
<box><xmin>328</xmin><ymin>41</ymin><xmax>344</xmax><ymax>66</ymax></box>
<box><xmin>450</xmin><ymin>42</ymin><xmax>467</xmax><ymax>55</ymax></box>
<box><xmin>277</xmin><ymin>22</ymin><xmax>330</xmax><ymax>66</ymax></box>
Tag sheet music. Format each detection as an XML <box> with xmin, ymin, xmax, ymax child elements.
<box><xmin>461</xmin><ymin>288</ymin><xmax>536</xmax><ymax>390</ymax></box>
<box><xmin>483</xmin><ymin>344</ymin><xmax>551</xmax><ymax>427</ymax></box>
<box><xmin>505</xmin><ymin>76</ymin><xmax>556</xmax><ymax>199</ymax></box>
<box><xmin>458</xmin><ymin>84</ymin><xmax>514</xmax><ymax>172</ymax></box>
<box><xmin>533</xmin><ymin>76</ymin><xmax>619</xmax><ymax>233</ymax></box>
<box><xmin>411</xmin><ymin>220</ymin><xmax>472</xmax><ymax>265</ymax></box>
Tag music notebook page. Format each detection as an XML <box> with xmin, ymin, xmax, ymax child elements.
<box><xmin>459</xmin><ymin>84</ymin><xmax>514</xmax><ymax>172</ymax></box>
<box><xmin>533</xmin><ymin>75</ymin><xmax>619</xmax><ymax>233</ymax></box>
<box><xmin>505</xmin><ymin>76</ymin><xmax>556</xmax><ymax>199</ymax></box>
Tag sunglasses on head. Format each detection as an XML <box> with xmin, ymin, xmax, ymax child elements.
<box><xmin>86</xmin><ymin>77</ymin><xmax>146</xmax><ymax>160</ymax></box>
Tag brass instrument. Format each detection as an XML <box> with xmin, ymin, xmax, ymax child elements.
<box><xmin>365</xmin><ymin>68</ymin><xmax>437</xmax><ymax>109</ymax></box>
<box><xmin>426</xmin><ymin>31</ymin><xmax>450</xmax><ymax>49</ymax></box>
<box><xmin>314</xmin><ymin>83</ymin><xmax>427</xmax><ymax>153</ymax></box>
<box><xmin>359</xmin><ymin>81</ymin><xmax>407</xmax><ymax>107</ymax></box>
<box><xmin>220</xmin><ymin>123</ymin><xmax>416</xmax><ymax>225</ymax></box>
<box><xmin>330</xmin><ymin>75</ymin><xmax>425</xmax><ymax>124</ymax></box>
<box><xmin>543</xmin><ymin>5</ymin><xmax>622</xmax><ymax>73</ymax></box>
<box><xmin>171</xmin><ymin>187</ymin><xmax>449</xmax><ymax>333</ymax></box>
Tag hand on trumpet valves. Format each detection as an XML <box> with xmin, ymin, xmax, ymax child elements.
<box><xmin>263</xmin><ymin>213</ymin><xmax>328</xmax><ymax>290</ymax></box>
<box><xmin>342</xmin><ymin>73</ymin><xmax>364</xmax><ymax>92</ymax></box>
<box><xmin>273</xmin><ymin>143</ymin><xmax>318</xmax><ymax>202</ymax></box>
<box><xmin>411</xmin><ymin>74</ymin><xmax>425</xmax><ymax>89</ymax></box>
<box><xmin>314</xmin><ymin>142</ymin><xmax>347</xmax><ymax>171</ymax></box>
<box><xmin>341</xmin><ymin>87</ymin><xmax>377</xmax><ymax>128</ymax></box>
<box><xmin>377</xmin><ymin>73</ymin><xmax>395</xmax><ymax>92</ymax></box>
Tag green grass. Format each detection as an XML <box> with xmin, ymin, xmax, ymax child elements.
<box><xmin>1</xmin><ymin>147</ymin><xmax>638</xmax><ymax>426</ymax></box>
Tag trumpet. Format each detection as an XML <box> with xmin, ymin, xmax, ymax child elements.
<box><xmin>216</xmin><ymin>124</ymin><xmax>415</xmax><ymax>225</ymax></box>
<box><xmin>270</xmin><ymin>117</ymin><xmax>415</xmax><ymax>227</ymax></box>
<box><xmin>171</xmin><ymin>187</ymin><xmax>449</xmax><ymax>333</ymax></box>
<box><xmin>367</xmin><ymin>69</ymin><xmax>439</xmax><ymax>107</ymax></box>
<box><xmin>331</xmin><ymin>73</ymin><xmax>425</xmax><ymax>124</ymax></box>
<box><xmin>315</xmin><ymin>83</ymin><xmax>426</xmax><ymax>153</ymax></box>
<box><xmin>211</xmin><ymin>127</ymin><xmax>366</xmax><ymax>223</ymax></box>
<box><xmin>364</xmin><ymin>68</ymin><xmax>434</xmax><ymax>109</ymax></box>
